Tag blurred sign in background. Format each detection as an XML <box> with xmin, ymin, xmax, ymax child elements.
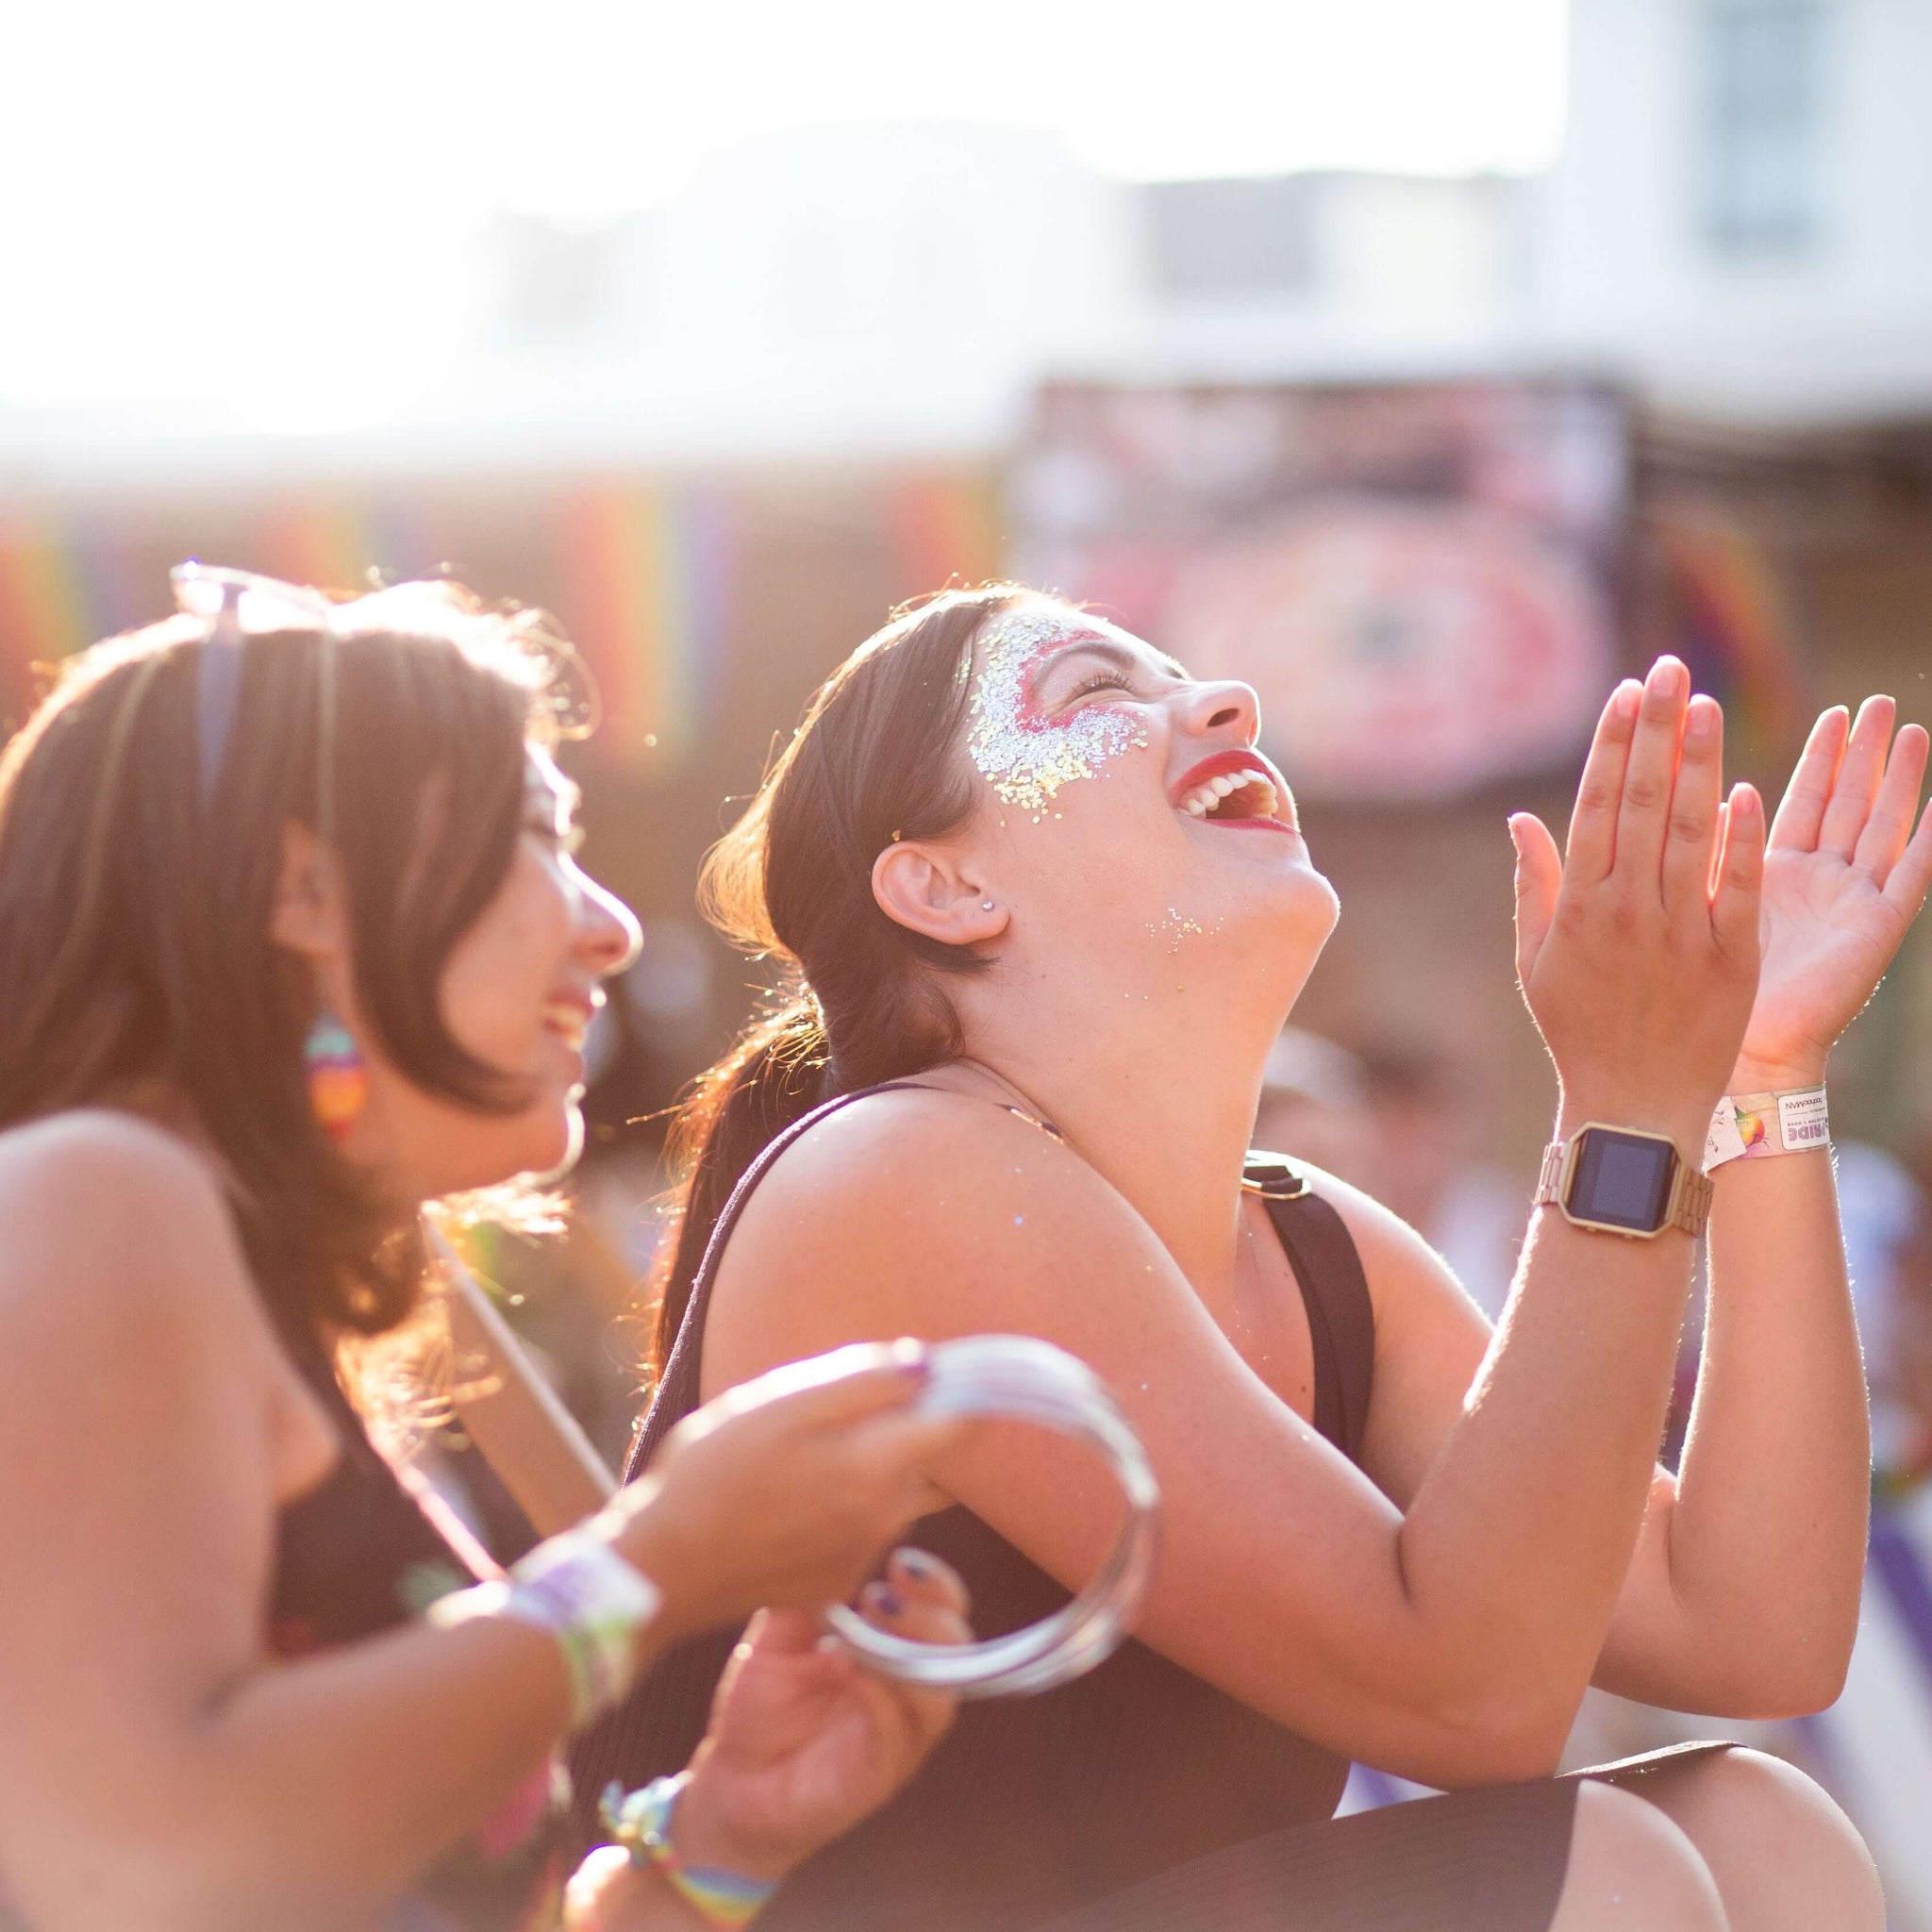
<box><xmin>8</xmin><ymin>0</ymin><xmax>1932</xmax><ymax>1914</ymax></box>
<box><xmin>1011</xmin><ymin>380</ymin><xmax>1625</xmax><ymax>801</ymax></box>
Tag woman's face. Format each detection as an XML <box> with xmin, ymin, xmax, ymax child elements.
<box><xmin>955</xmin><ymin>600</ymin><xmax>1338</xmax><ymax>1003</ymax></box>
<box><xmin>358</xmin><ymin>745</ymin><xmax>641</xmax><ymax>1195</ymax></box>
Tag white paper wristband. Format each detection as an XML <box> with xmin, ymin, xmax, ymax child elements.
<box><xmin>1704</xmin><ymin>1087</ymin><xmax>1830</xmax><ymax>1172</ymax></box>
<box><xmin>428</xmin><ymin>1529</ymin><xmax>661</xmax><ymax>1729</ymax></box>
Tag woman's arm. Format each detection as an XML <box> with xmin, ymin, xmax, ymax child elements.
<box><xmin>1261</xmin><ymin>698</ymin><xmax>1929</xmax><ymax>1723</ymax></box>
<box><xmin>704</xmin><ymin>665</ymin><xmax>1761</xmax><ymax>1790</ymax></box>
<box><xmin>1597</xmin><ymin>698</ymin><xmax>1931</xmax><ymax>1710</ymax></box>
<box><xmin>0</xmin><ymin>1113</ymin><xmax>961</xmax><ymax>1932</ymax></box>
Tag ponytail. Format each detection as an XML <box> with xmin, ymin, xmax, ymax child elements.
<box><xmin>644</xmin><ymin>586</ymin><xmax>1029</xmax><ymax>1380</ymax></box>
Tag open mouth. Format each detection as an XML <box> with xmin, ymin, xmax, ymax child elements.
<box><xmin>1179</xmin><ymin>772</ymin><xmax>1281</xmax><ymax>823</ymax></box>
<box><xmin>1171</xmin><ymin>752</ymin><xmax>1294</xmax><ymax>829</ymax></box>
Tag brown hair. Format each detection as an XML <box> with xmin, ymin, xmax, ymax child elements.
<box><xmin>649</xmin><ymin>584</ymin><xmax>1035</xmax><ymax>1373</ymax></box>
<box><xmin>0</xmin><ymin>580</ymin><xmax>570</xmax><ymax>1343</ymax></box>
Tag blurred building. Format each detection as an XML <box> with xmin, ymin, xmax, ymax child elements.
<box><xmin>440</xmin><ymin>0</ymin><xmax>1932</xmax><ymax>448</ymax></box>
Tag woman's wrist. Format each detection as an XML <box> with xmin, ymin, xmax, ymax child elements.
<box><xmin>672</xmin><ymin>1755</ymin><xmax>797</xmax><ymax>1887</ymax></box>
<box><xmin>1726</xmin><ymin>1050</ymin><xmax>1829</xmax><ymax>1095</ymax></box>
<box><xmin>1553</xmin><ymin>1085</ymin><xmax>1714</xmax><ymax>1158</ymax></box>
<box><xmin>595</xmin><ymin>1485</ymin><xmax>709</xmax><ymax>1653</ymax></box>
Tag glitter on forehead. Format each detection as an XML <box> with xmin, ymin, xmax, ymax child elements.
<box><xmin>966</xmin><ymin>608</ymin><xmax>1149</xmax><ymax>819</ymax></box>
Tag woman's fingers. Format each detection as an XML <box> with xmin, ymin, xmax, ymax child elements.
<box><xmin>1510</xmin><ymin>812</ymin><xmax>1563</xmax><ymax>983</ymax></box>
<box><xmin>1707</xmin><ymin>798</ymin><xmax>1731</xmax><ymax>901</ymax></box>
<box><xmin>1852</xmin><ymin>720</ymin><xmax>1929</xmax><ymax>883</ymax></box>
<box><xmin>858</xmin><ymin>1563</ymin><xmax>972</xmax><ymax>1748</ymax></box>
<box><xmin>1882</xmin><ymin>796</ymin><xmax>1932</xmax><ymax>923</ymax></box>
<box><xmin>858</xmin><ymin>1573</ymin><xmax>972</xmax><ymax>1648</ymax></box>
<box><xmin>1711</xmin><ymin>783</ymin><xmax>1767</xmax><ymax>962</ymax></box>
<box><xmin>841</xmin><ymin>1407</ymin><xmax>974</xmax><ymax>1511</ymax></box>
<box><xmin>708</xmin><ymin>1341</ymin><xmax>929</xmax><ymax>1433</ymax></box>
<box><xmin>883</xmin><ymin>1547</ymin><xmax>970</xmax><ymax>1621</ymax></box>
<box><xmin>1818</xmin><ymin>694</ymin><xmax>1897</xmax><ymax>858</ymax></box>
<box><xmin>1768</xmin><ymin>705</ymin><xmax>1850</xmax><ymax>854</ymax></box>
<box><xmin>1611</xmin><ymin>658</ymin><xmax>1691</xmax><ymax>892</ymax></box>
<box><xmin>1662</xmin><ymin>694</ymin><xmax>1725</xmax><ymax>917</ymax></box>
<box><xmin>1564</xmin><ymin>679</ymin><xmax>1642</xmax><ymax>883</ymax></box>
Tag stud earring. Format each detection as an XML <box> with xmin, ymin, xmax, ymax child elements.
<box><xmin>305</xmin><ymin>1011</ymin><xmax>369</xmax><ymax>1141</ymax></box>
<box><xmin>981</xmin><ymin>899</ymin><xmax>995</xmax><ymax>911</ymax></box>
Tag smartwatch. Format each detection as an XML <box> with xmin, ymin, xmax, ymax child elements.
<box><xmin>1535</xmin><ymin>1123</ymin><xmax>1712</xmax><ymax>1239</ymax></box>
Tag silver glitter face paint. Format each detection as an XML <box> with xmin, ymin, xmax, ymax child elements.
<box><xmin>966</xmin><ymin>608</ymin><xmax>1150</xmax><ymax>820</ymax></box>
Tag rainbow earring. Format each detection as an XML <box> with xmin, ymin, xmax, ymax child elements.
<box><xmin>305</xmin><ymin>1012</ymin><xmax>369</xmax><ymax>1141</ymax></box>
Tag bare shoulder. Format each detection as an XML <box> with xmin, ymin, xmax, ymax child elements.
<box><xmin>703</xmin><ymin>1087</ymin><xmax>1172</xmax><ymax>1387</ymax></box>
<box><xmin>0</xmin><ymin>1108</ymin><xmax>258</xmax><ymax>1348</ymax></box>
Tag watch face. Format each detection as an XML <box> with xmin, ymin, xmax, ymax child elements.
<box><xmin>1568</xmin><ymin>1128</ymin><xmax>1676</xmax><ymax>1233</ymax></box>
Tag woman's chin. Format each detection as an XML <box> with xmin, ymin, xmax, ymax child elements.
<box><xmin>518</xmin><ymin>1100</ymin><xmax>585</xmax><ymax>1184</ymax></box>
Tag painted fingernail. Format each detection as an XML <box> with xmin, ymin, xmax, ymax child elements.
<box><xmin>874</xmin><ymin>1588</ymin><xmax>905</xmax><ymax>1619</ymax></box>
<box><xmin>892</xmin><ymin>1549</ymin><xmax>938</xmax><ymax>1583</ymax></box>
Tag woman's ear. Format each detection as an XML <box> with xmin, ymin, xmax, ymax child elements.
<box><xmin>268</xmin><ymin>822</ymin><xmax>349</xmax><ymax>961</ymax></box>
<box><xmin>872</xmin><ymin>840</ymin><xmax>1008</xmax><ymax>947</ymax></box>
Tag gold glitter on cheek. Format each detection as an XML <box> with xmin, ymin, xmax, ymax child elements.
<box><xmin>966</xmin><ymin>608</ymin><xmax>1149</xmax><ymax>818</ymax></box>
<box><xmin>1145</xmin><ymin>907</ymin><xmax>1225</xmax><ymax>957</ymax></box>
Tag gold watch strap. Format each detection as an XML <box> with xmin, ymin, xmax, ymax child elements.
<box><xmin>1667</xmin><ymin>1161</ymin><xmax>1713</xmax><ymax>1237</ymax></box>
<box><xmin>1534</xmin><ymin>1140</ymin><xmax>1566</xmax><ymax>1209</ymax></box>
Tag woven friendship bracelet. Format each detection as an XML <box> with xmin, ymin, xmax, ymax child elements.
<box><xmin>1704</xmin><ymin>1086</ymin><xmax>1830</xmax><ymax>1172</ymax></box>
<box><xmin>601</xmin><ymin>1774</ymin><xmax>778</xmax><ymax>1928</ymax></box>
<box><xmin>427</xmin><ymin>1529</ymin><xmax>661</xmax><ymax>1730</ymax></box>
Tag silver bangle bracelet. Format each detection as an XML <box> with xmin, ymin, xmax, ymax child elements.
<box><xmin>821</xmin><ymin>1334</ymin><xmax>1160</xmax><ymax>1699</ymax></box>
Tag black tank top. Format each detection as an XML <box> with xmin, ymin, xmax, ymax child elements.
<box><xmin>271</xmin><ymin>1326</ymin><xmax>575</xmax><ymax>1930</ymax></box>
<box><xmin>571</xmin><ymin>1085</ymin><xmax>1377</xmax><ymax>1931</ymax></box>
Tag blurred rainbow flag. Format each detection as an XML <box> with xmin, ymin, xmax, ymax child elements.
<box><xmin>0</xmin><ymin>522</ymin><xmax>94</xmax><ymax>728</ymax></box>
<box><xmin>560</xmin><ymin>483</ymin><xmax>730</xmax><ymax>777</ymax></box>
<box><xmin>887</xmin><ymin>470</ymin><xmax>1004</xmax><ymax>599</ymax></box>
<box><xmin>1657</xmin><ymin>508</ymin><xmax>1807</xmax><ymax>772</ymax></box>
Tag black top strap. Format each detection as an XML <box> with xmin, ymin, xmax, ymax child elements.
<box><xmin>629</xmin><ymin>1080</ymin><xmax>926</xmax><ymax>1482</ymax></box>
<box><xmin>1244</xmin><ymin>1152</ymin><xmax>1375</xmax><ymax>1462</ymax></box>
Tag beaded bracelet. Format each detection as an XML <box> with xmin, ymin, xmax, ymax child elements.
<box><xmin>600</xmin><ymin>1774</ymin><xmax>777</xmax><ymax>1929</ymax></box>
<box><xmin>427</xmin><ymin>1529</ymin><xmax>661</xmax><ymax>1730</ymax></box>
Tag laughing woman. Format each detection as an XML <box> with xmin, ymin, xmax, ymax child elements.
<box><xmin>0</xmin><ymin>574</ymin><xmax>981</xmax><ymax>1932</ymax></box>
<box><xmin>579</xmin><ymin>587</ymin><xmax>1932</xmax><ymax>1931</ymax></box>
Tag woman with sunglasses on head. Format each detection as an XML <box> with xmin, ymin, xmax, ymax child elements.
<box><xmin>581</xmin><ymin>586</ymin><xmax>1932</xmax><ymax>1931</ymax></box>
<box><xmin>0</xmin><ymin>571</ymin><xmax>984</xmax><ymax>1932</ymax></box>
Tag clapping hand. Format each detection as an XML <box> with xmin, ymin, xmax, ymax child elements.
<box><xmin>1509</xmin><ymin>658</ymin><xmax>1765</xmax><ymax>1149</ymax></box>
<box><xmin>1730</xmin><ymin>696</ymin><xmax>1932</xmax><ymax>1092</ymax></box>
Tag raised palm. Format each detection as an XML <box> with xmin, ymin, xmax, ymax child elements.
<box><xmin>1736</xmin><ymin>697</ymin><xmax>1932</xmax><ymax>1087</ymax></box>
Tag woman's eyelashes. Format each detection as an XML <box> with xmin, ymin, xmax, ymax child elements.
<box><xmin>1061</xmin><ymin>669</ymin><xmax>1137</xmax><ymax>706</ymax></box>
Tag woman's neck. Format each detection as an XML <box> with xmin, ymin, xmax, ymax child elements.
<box><xmin>939</xmin><ymin>959</ymin><xmax>1293</xmax><ymax>1296</ymax></box>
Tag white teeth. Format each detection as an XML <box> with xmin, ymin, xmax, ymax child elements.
<box><xmin>1176</xmin><ymin>767</ymin><xmax>1280</xmax><ymax>821</ymax></box>
<box><xmin>543</xmin><ymin>1002</ymin><xmax>588</xmax><ymax>1046</ymax></box>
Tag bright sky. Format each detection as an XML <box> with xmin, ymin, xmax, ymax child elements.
<box><xmin>0</xmin><ymin>0</ymin><xmax>1565</xmax><ymax>412</ymax></box>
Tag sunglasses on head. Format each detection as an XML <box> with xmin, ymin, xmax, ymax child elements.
<box><xmin>172</xmin><ymin>561</ymin><xmax>346</xmax><ymax>825</ymax></box>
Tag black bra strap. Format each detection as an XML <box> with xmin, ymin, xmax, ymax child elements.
<box><xmin>1245</xmin><ymin>1155</ymin><xmax>1375</xmax><ymax>1463</ymax></box>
